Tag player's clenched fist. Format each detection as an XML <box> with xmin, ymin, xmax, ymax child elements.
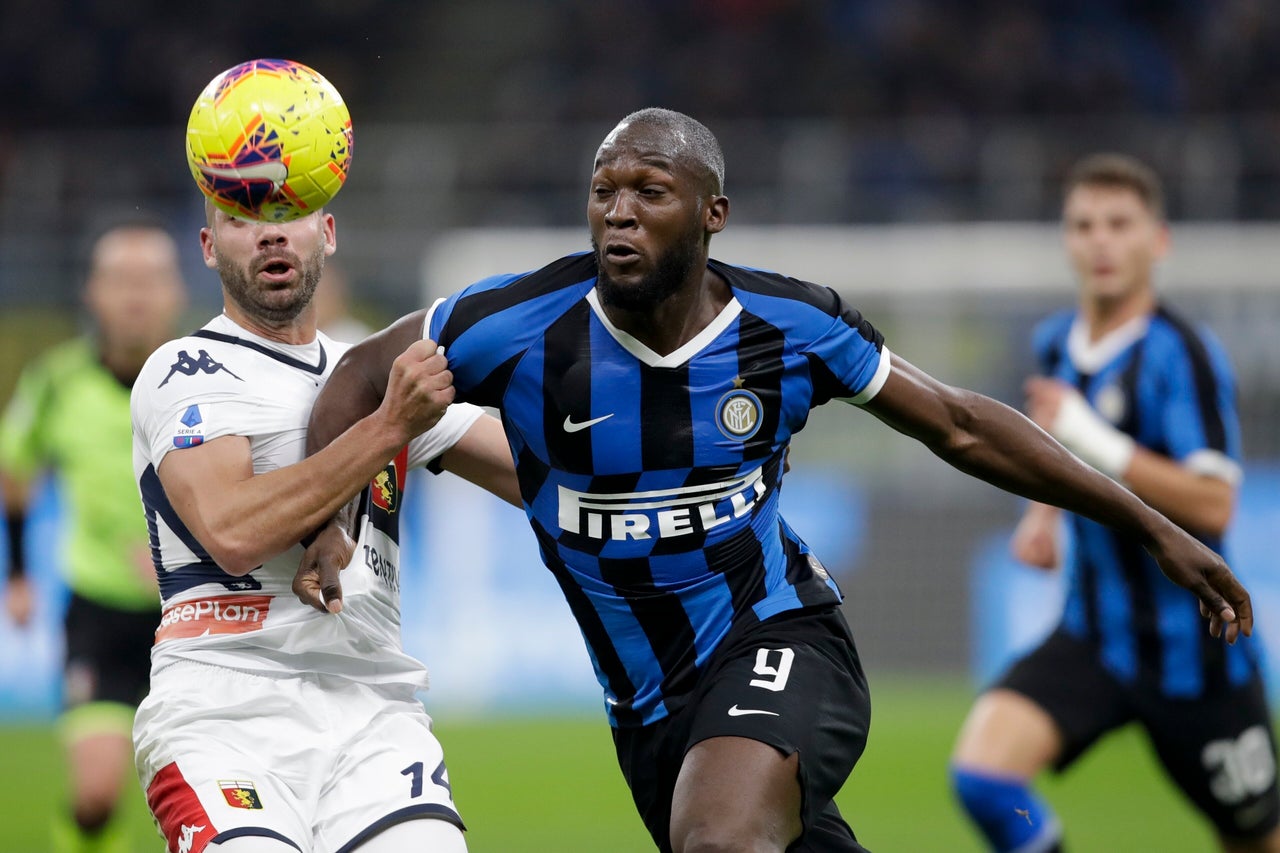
<box><xmin>378</xmin><ymin>339</ymin><xmax>456</xmax><ymax>442</ymax></box>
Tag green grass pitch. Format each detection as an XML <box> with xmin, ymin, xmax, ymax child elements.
<box><xmin>0</xmin><ymin>677</ymin><xmax>1217</xmax><ymax>851</ymax></box>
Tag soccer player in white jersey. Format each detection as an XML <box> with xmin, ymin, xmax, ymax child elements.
<box><xmin>130</xmin><ymin>202</ymin><xmax>518</xmax><ymax>853</ymax></box>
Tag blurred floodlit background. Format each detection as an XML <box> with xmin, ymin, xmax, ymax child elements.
<box><xmin>3</xmin><ymin>1</ymin><xmax>1280</xmax><ymax>848</ymax></box>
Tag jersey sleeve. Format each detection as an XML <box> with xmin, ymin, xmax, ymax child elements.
<box><xmin>799</xmin><ymin>290</ymin><xmax>888</xmax><ymax>406</ymax></box>
<box><xmin>0</xmin><ymin>352</ymin><xmax>57</xmax><ymax>481</ymax></box>
<box><xmin>424</xmin><ymin>254</ymin><xmax>597</xmax><ymax>407</ymax></box>
<box><xmin>405</xmin><ymin>402</ymin><xmax>485</xmax><ymax>470</ymax></box>
<box><xmin>131</xmin><ymin>344</ymin><xmax>299</xmax><ymax>471</ymax></box>
<box><xmin>1156</xmin><ymin>328</ymin><xmax>1242</xmax><ymax>484</ymax></box>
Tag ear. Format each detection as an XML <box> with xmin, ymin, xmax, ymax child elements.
<box><xmin>704</xmin><ymin>194</ymin><xmax>729</xmax><ymax>236</ymax></box>
<box><xmin>1152</xmin><ymin>221</ymin><xmax>1171</xmax><ymax>261</ymax></box>
<box><xmin>321</xmin><ymin>213</ymin><xmax>337</xmax><ymax>257</ymax></box>
<box><xmin>199</xmin><ymin>227</ymin><xmax>218</xmax><ymax>270</ymax></box>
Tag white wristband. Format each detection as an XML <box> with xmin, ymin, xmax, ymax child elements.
<box><xmin>1049</xmin><ymin>390</ymin><xmax>1136</xmax><ymax>480</ymax></box>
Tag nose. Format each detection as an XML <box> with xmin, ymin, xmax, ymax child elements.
<box><xmin>604</xmin><ymin>192</ymin><xmax>636</xmax><ymax>228</ymax></box>
<box><xmin>255</xmin><ymin>223</ymin><xmax>288</xmax><ymax>247</ymax></box>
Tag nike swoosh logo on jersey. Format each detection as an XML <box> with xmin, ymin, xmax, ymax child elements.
<box><xmin>563</xmin><ymin>413</ymin><xmax>615</xmax><ymax>433</ymax></box>
<box><xmin>727</xmin><ymin>705</ymin><xmax>779</xmax><ymax>717</ymax></box>
<box><xmin>197</xmin><ymin>161</ymin><xmax>288</xmax><ymax>185</ymax></box>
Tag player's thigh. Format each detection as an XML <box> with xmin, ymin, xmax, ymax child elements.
<box><xmin>672</xmin><ymin>735</ymin><xmax>802</xmax><ymax>849</ymax></box>
<box><xmin>682</xmin><ymin>608</ymin><xmax>870</xmax><ymax>839</ymax></box>
<box><xmin>347</xmin><ymin>818</ymin><xmax>467</xmax><ymax>853</ymax></box>
<box><xmin>1140</xmin><ymin>675</ymin><xmax>1280</xmax><ymax>843</ymax></box>
<box><xmin>958</xmin><ymin>628</ymin><xmax>1131</xmax><ymax>774</ymax></box>
<box><xmin>314</xmin><ymin>692</ymin><xmax>464</xmax><ymax>853</ymax></box>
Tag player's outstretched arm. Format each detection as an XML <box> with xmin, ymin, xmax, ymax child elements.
<box><xmin>158</xmin><ymin>332</ymin><xmax>452</xmax><ymax>575</ymax></box>
<box><xmin>861</xmin><ymin>355</ymin><xmax>1251</xmax><ymax>642</ymax></box>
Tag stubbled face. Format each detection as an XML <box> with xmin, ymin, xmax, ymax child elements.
<box><xmin>84</xmin><ymin>229</ymin><xmax>185</xmax><ymax>352</ymax></box>
<box><xmin>1063</xmin><ymin>185</ymin><xmax>1167</xmax><ymax>305</ymax></box>
<box><xmin>200</xmin><ymin>208</ymin><xmax>335</xmax><ymax>325</ymax></box>
<box><xmin>587</xmin><ymin>122</ymin><xmax>721</xmax><ymax>311</ymax></box>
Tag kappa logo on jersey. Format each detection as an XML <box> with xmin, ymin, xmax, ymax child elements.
<box><xmin>219</xmin><ymin>780</ymin><xmax>264</xmax><ymax>810</ymax></box>
<box><xmin>715</xmin><ymin>382</ymin><xmax>763</xmax><ymax>440</ymax></box>
<box><xmin>177</xmin><ymin>823</ymin><xmax>207</xmax><ymax>853</ymax></box>
<box><xmin>173</xmin><ymin>404</ymin><xmax>206</xmax><ymax>448</ymax></box>
<box><xmin>159</xmin><ymin>349</ymin><xmax>243</xmax><ymax>387</ymax></box>
<box><xmin>155</xmin><ymin>595</ymin><xmax>271</xmax><ymax>643</ymax></box>
<box><xmin>558</xmin><ymin>467</ymin><xmax>769</xmax><ymax>541</ymax></box>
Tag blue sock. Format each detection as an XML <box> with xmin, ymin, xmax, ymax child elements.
<box><xmin>950</xmin><ymin>764</ymin><xmax>1062</xmax><ymax>852</ymax></box>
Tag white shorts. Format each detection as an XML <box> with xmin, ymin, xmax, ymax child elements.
<box><xmin>134</xmin><ymin>661</ymin><xmax>462</xmax><ymax>853</ymax></box>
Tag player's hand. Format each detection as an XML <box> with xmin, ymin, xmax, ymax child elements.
<box><xmin>4</xmin><ymin>574</ymin><xmax>34</xmax><ymax>627</ymax></box>
<box><xmin>379</xmin><ymin>339</ymin><xmax>455</xmax><ymax>443</ymax></box>
<box><xmin>1009</xmin><ymin>504</ymin><xmax>1060</xmax><ymax>571</ymax></box>
<box><xmin>293</xmin><ymin>521</ymin><xmax>355</xmax><ymax>614</ymax></box>
<box><xmin>1148</xmin><ymin>526</ymin><xmax>1252</xmax><ymax>644</ymax></box>
<box><xmin>1023</xmin><ymin>376</ymin><xmax>1070</xmax><ymax>431</ymax></box>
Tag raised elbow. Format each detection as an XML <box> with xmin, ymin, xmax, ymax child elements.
<box><xmin>199</xmin><ymin>534</ymin><xmax>263</xmax><ymax>576</ymax></box>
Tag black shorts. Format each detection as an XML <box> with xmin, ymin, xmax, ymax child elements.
<box><xmin>63</xmin><ymin>592</ymin><xmax>157</xmax><ymax>710</ymax></box>
<box><xmin>612</xmin><ymin>606</ymin><xmax>872</xmax><ymax>852</ymax></box>
<box><xmin>997</xmin><ymin>627</ymin><xmax>1280</xmax><ymax>840</ymax></box>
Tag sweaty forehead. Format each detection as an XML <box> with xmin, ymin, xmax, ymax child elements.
<box><xmin>595</xmin><ymin>122</ymin><xmax>688</xmax><ymax>173</ymax></box>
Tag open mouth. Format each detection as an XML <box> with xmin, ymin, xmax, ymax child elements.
<box><xmin>257</xmin><ymin>258</ymin><xmax>296</xmax><ymax>283</ymax></box>
<box><xmin>604</xmin><ymin>243</ymin><xmax>640</xmax><ymax>263</ymax></box>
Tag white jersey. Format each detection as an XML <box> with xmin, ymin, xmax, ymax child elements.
<box><xmin>131</xmin><ymin>313</ymin><xmax>482</xmax><ymax>685</ymax></box>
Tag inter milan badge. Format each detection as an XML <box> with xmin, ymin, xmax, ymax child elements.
<box><xmin>173</xmin><ymin>404</ymin><xmax>205</xmax><ymax>448</ymax></box>
<box><xmin>219</xmin><ymin>780</ymin><xmax>264</xmax><ymax>810</ymax></box>
<box><xmin>716</xmin><ymin>380</ymin><xmax>763</xmax><ymax>441</ymax></box>
<box><xmin>1095</xmin><ymin>383</ymin><xmax>1127</xmax><ymax>425</ymax></box>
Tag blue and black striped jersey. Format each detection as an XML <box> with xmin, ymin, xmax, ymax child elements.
<box><xmin>426</xmin><ymin>252</ymin><xmax>889</xmax><ymax>726</ymax></box>
<box><xmin>1034</xmin><ymin>304</ymin><xmax>1259</xmax><ymax>697</ymax></box>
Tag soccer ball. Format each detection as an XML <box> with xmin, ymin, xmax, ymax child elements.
<box><xmin>186</xmin><ymin>58</ymin><xmax>353</xmax><ymax>222</ymax></box>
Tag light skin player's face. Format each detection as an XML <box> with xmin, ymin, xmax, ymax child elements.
<box><xmin>200</xmin><ymin>206</ymin><xmax>336</xmax><ymax>329</ymax></box>
<box><xmin>84</xmin><ymin>229</ymin><xmax>186</xmax><ymax>355</ymax></box>
<box><xmin>1062</xmin><ymin>185</ymin><xmax>1168</xmax><ymax>306</ymax></box>
<box><xmin>587</xmin><ymin>122</ymin><xmax>727</xmax><ymax>312</ymax></box>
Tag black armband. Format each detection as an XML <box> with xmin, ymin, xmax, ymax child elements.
<box><xmin>6</xmin><ymin>510</ymin><xmax>25</xmax><ymax>578</ymax></box>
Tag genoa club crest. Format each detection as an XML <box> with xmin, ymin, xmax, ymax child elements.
<box><xmin>219</xmin><ymin>780</ymin><xmax>263</xmax><ymax>810</ymax></box>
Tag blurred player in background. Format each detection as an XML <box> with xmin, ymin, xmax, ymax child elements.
<box><xmin>951</xmin><ymin>154</ymin><xmax>1280</xmax><ymax>852</ymax></box>
<box><xmin>130</xmin><ymin>201</ymin><xmax>516</xmax><ymax>853</ymax></box>
<box><xmin>0</xmin><ymin>221</ymin><xmax>186</xmax><ymax>853</ymax></box>
<box><xmin>304</xmin><ymin>110</ymin><xmax>1253</xmax><ymax>853</ymax></box>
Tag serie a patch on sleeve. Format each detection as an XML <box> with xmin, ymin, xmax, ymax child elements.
<box><xmin>173</xmin><ymin>404</ymin><xmax>206</xmax><ymax>448</ymax></box>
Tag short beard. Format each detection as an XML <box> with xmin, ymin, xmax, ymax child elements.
<box><xmin>594</xmin><ymin>234</ymin><xmax>702</xmax><ymax>313</ymax></box>
<box><xmin>219</xmin><ymin>242</ymin><xmax>325</xmax><ymax>326</ymax></box>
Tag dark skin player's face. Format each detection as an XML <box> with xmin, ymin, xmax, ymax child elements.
<box><xmin>587</xmin><ymin>122</ymin><xmax>727</xmax><ymax>312</ymax></box>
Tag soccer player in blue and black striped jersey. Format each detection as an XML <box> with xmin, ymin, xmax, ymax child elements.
<box><xmin>306</xmin><ymin>113</ymin><xmax>1254</xmax><ymax>852</ymax></box>
<box><xmin>951</xmin><ymin>154</ymin><xmax>1280</xmax><ymax>853</ymax></box>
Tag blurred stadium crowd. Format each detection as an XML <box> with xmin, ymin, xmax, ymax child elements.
<box><xmin>3</xmin><ymin>1</ymin><xmax>1280</xmax><ymax>679</ymax></box>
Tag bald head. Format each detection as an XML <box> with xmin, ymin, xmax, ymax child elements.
<box><xmin>83</xmin><ymin>223</ymin><xmax>186</xmax><ymax>364</ymax></box>
<box><xmin>598</xmin><ymin>108</ymin><xmax>725</xmax><ymax>197</ymax></box>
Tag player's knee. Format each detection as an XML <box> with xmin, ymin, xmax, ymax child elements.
<box><xmin>950</xmin><ymin>764</ymin><xmax>1061</xmax><ymax>853</ymax></box>
<box><xmin>70</xmin><ymin>800</ymin><xmax>114</xmax><ymax>834</ymax></box>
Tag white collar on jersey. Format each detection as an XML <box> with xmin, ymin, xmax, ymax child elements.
<box><xmin>585</xmin><ymin>288</ymin><xmax>743</xmax><ymax>368</ymax></box>
<box><xmin>208</xmin><ymin>313</ymin><xmax>327</xmax><ymax>361</ymax></box>
<box><xmin>1066</xmin><ymin>312</ymin><xmax>1150</xmax><ymax>375</ymax></box>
